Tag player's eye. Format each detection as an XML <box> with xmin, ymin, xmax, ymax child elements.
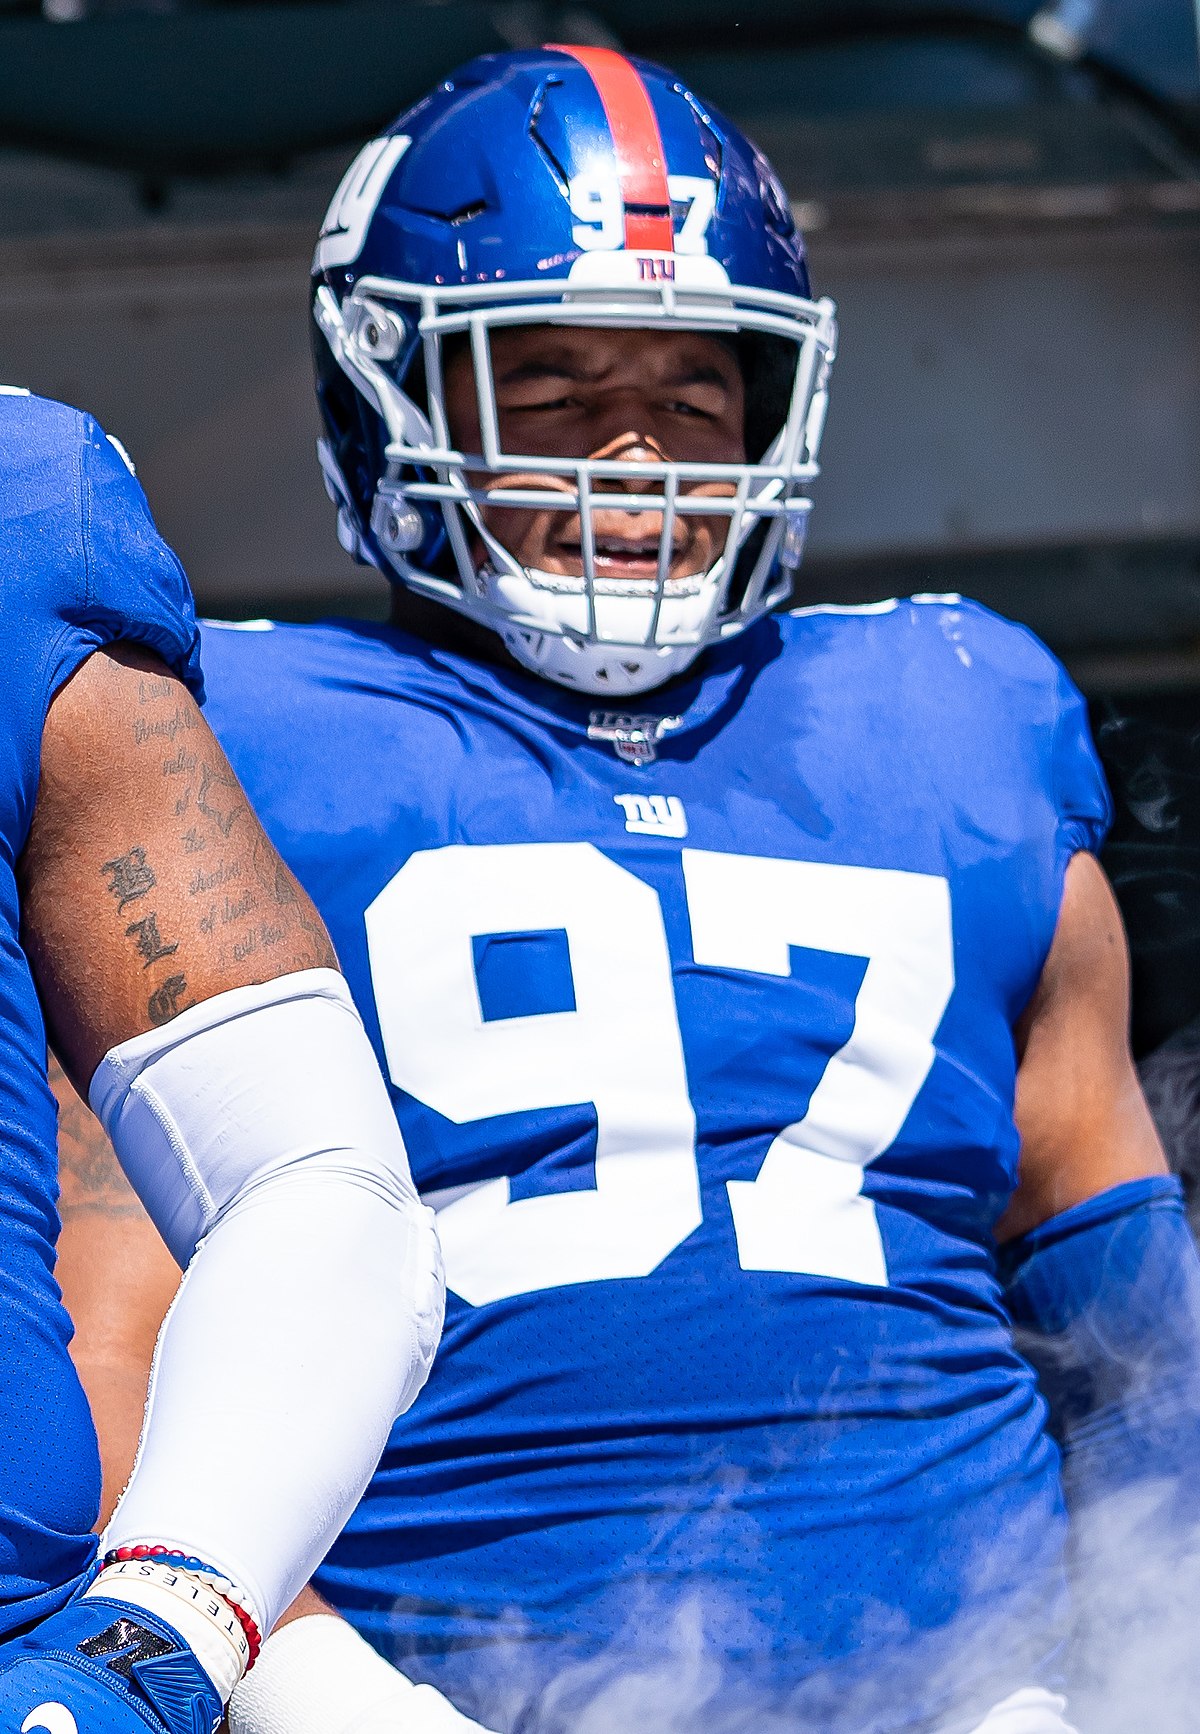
<box><xmin>664</xmin><ymin>381</ymin><xmax>730</xmax><ymax>421</ymax></box>
<box><xmin>502</xmin><ymin>392</ymin><xmax>585</xmax><ymax>414</ymax></box>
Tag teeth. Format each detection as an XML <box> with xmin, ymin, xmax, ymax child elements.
<box><xmin>566</xmin><ymin>541</ymin><xmax>673</xmax><ymax>558</ymax></box>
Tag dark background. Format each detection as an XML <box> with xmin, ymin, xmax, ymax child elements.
<box><xmin>2</xmin><ymin>0</ymin><xmax>1199</xmax><ymax>1106</ymax></box>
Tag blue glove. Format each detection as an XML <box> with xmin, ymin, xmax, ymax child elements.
<box><xmin>0</xmin><ymin>1594</ymin><xmax>223</xmax><ymax>1734</ymax></box>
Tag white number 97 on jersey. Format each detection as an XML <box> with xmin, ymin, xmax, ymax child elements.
<box><xmin>366</xmin><ymin>843</ymin><xmax>953</xmax><ymax>1307</ymax></box>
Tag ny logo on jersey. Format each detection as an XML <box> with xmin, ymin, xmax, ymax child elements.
<box><xmin>614</xmin><ymin>793</ymin><xmax>688</xmax><ymax>838</ymax></box>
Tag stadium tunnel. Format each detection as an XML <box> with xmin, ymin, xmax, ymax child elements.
<box><xmin>2</xmin><ymin>0</ymin><xmax>1200</xmax><ymax>1186</ymax></box>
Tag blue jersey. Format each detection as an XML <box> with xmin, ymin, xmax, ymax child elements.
<box><xmin>200</xmin><ymin>599</ymin><xmax>1110</xmax><ymax>1733</ymax></box>
<box><xmin>0</xmin><ymin>392</ymin><xmax>200</xmax><ymax>1639</ymax></box>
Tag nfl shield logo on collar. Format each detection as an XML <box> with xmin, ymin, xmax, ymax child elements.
<box><xmin>587</xmin><ymin>711</ymin><xmax>682</xmax><ymax>767</ymax></box>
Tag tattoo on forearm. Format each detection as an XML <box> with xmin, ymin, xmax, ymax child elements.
<box><xmin>85</xmin><ymin>675</ymin><xmax>335</xmax><ymax>1035</ymax></box>
<box><xmin>163</xmin><ymin>745</ymin><xmax>197</xmax><ymax>779</ymax></box>
<box><xmin>132</xmin><ymin>707</ymin><xmax>198</xmax><ymax>749</ymax></box>
<box><xmin>54</xmin><ymin>1069</ymin><xmax>141</xmax><ymax>1221</ymax></box>
<box><xmin>99</xmin><ymin>689</ymin><xmax>335</xmax><ymax>1001</ymax></box>
<box><xmin>148</xmin><ymin>974</ymin><xmax>190</xmax><ymax>1026</ymax></box>
<box><xmin>125</xmin><ymin>913</ymin><xmax>180</xmax><ymax>970</ymax></box>
<box><xmin>101</xmin><ymin>847</ymin><xmax>156</xmax><ymax>913</ymax></box>
<box><xmin>271</xmin><ymin>858</ymin><xmax>298</xmax><ymax>907</ymax></box>
<box><xmin>251</xmin><ymin>834</ymin><xmax>336</xmax><ymax>965</ymax></box>
<box><xmin>137</xmin><ymin>674</ymin><xmax>174</xmax><ymax>706</ymax></box>
<box><xmin>196</xmin><ymin>762</ymin><xmax>245</xmax><ymax>838</ymax></box>
<box><xmin>100</xmin><ymin>840</ymin><xmax>189</xmax><ymax>1015</ymax></box>
<box><xmin>100</xmin><ymin>845</ymin><xmax>182</xmax><ymax>970</ymax></box>
<box><xmin>188</xmin><ymin>859</ymin><xmax>241</xmax><ymax>896</ymax></box>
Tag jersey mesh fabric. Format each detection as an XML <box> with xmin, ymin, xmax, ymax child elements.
<box><xmin>199</xmin><ymin>599</ymin><xmax>1110</xmax><ymax>1734</ymax></box>
<box><xmin>0</xmin><ymin>393</ymin><xmax>201</xmax><ymax>1639</ymax></box>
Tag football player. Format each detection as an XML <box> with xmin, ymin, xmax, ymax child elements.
<box><xmin>0</xmin><ymin>390</ymin><xmax>443</xmax><ymax>1734</ymax></box>
<box><xmin>55</xmin><ymin>47</ymin><xmax>1200</xmax><ymax>1734</ymax></box>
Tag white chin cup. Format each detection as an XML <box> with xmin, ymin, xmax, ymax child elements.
<box><xmin>480</xmin><ymin>563</ymin><xmax>721</xmax><ymax>696</ymax></box>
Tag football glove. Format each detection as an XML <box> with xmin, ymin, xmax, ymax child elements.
<box><xmin>0</xmin><ymin>1594</ymin><xmax>222</xmax><ymax>1734</ymax></box>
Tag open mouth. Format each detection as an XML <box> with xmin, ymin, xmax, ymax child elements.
<box><xmin>556</xmin><ymin>532</ymin><xmax>685</xmax><ymax>577</ymax></box>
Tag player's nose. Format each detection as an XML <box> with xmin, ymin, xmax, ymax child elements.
<box><xmin>588</xmin><ymin>429</ymin><xmax>671</xmax><ymax>484</ymax></box>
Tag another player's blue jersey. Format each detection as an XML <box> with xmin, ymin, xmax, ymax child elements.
<box><xmin>0</xmin><ymin>391</ymin><xmax>201</xmax><ymax>1639</ymax></box>
<box><xmin>201</xmin><ymin>598</ymin><xmax>1110</xmax><ymax>1734</ymax></box>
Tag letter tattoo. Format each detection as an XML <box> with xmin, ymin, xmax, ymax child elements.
<box><xmin>148</xmin><ymin>974</ymin><xmax>191</xmax><ymax>1026</ymax></box>
<box><xmin>101</xmin><ymin>847</ymin><xmax>156</xmax><ymax>914</ymax></box>
<box><xmin>125</xmin><ymin>913</ymin><xmax>180</xmax><ymax>969</ymax></box>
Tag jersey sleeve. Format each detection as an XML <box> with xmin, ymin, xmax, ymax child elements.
<box><xmin>950</xmin><ymin>597</ymin><xmax>1113</xmax><ymax>862</ymax></box>
<box><xmin>1051</xmin><ymin>660</ymin><xmax>1112</xmax><ymax>859</ymax></box>
<box><xmin>46</xmin><ymin>412</ymin><xmax>203</xmax><ymax>703</ymax></box>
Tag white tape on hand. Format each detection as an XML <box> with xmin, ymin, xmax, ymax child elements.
<box><xmin>228</xmin><ymin>1615</ymin><xmax>500</xmax><ymax>1734</ymax></box>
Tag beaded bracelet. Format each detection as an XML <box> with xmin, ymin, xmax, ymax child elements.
<box><xmin>102</xmin><ymin>1545</ymin><xmax>263</xmax><ymax>1668</ymax></box>
<box><xmin>90</xmin><ymin>1554</ymin><xmax>249</xmax><ymax>1701</ymax></box>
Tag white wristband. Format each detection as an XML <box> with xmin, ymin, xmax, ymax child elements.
<box><xmin>228</xmin><ymin>1615</ymin><xmax>498</xmax><ymax>1734</ymax></box>
<box><xmin>85</xmin><ymin>1560</ymin><xmax>249</xmax><ymax>1703</ymax></box>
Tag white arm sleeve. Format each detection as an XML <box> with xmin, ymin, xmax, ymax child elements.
<box><xmin>229</xmin><ymin>1616</ymin><xmax>499</xmax><ymax>1734</ymax></box>
<box><xmin>89</xmin><ymin>968</ymin><xmax>445</xmax><ymax>1636</ymax></box>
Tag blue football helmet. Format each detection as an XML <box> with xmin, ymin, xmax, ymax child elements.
<box><xmin>312</xmin><ymin>45</ymin><xmax>837</xmax><ymax>695</ymax></box>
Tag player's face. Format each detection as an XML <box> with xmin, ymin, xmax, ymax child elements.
<box><xmin>443</xmin><ymin>325</ymin><xmax>746</xmax><ymax>582</ymax></box>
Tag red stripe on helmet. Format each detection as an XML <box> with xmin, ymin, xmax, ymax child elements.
<box><xmin>548</xmin><ymin>43</ymin><xmax>675</xmax><ymax>252</ymax></box>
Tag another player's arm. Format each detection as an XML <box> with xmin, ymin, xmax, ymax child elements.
<box><xmin>54</xmin><ymin>1082</ymin><xmax>335</xmax><ymax>1583</ymax></box>
<box><xmin>998</xmin><ymin>849</ymin><xmax>1200</xmax><ymax>1517</ymax></box>
<box><xmin>18</xmin><ymin>642</ymin><xmax>443</xmax><ymax>1713</ymax></box>
<box><xmin>42</xmin><ymin>642</ymin><xmax>335</xmax><ymax>1524</ymax></box>
<box><xmin>22</xmin><ymin>640</ymin><xmax>335</xmax><ymax>1088</ymax></box>
<box><xmin>53</xmin><ymin>1087</ymin><xmax>494</xmax><ymax>1731</ymax></box>
<box><xmin>57</xmin><ymin>1089</ymin><xmax>490</xmax><ymax>1732</ymax></box>
<box><xmin>54</xmin><ymin>1055</ymin><xmax>182</xmax><ymax>1529</ymax></box>
<box><xmin>36</xmin><ymin>642</ymin><xmax>332</xmax><ymax>1529</ymax></box>
<box><xmin>38</xmin><ymin>642</ymin><xmax>334</xmax><ymax>1523</ymax></box>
